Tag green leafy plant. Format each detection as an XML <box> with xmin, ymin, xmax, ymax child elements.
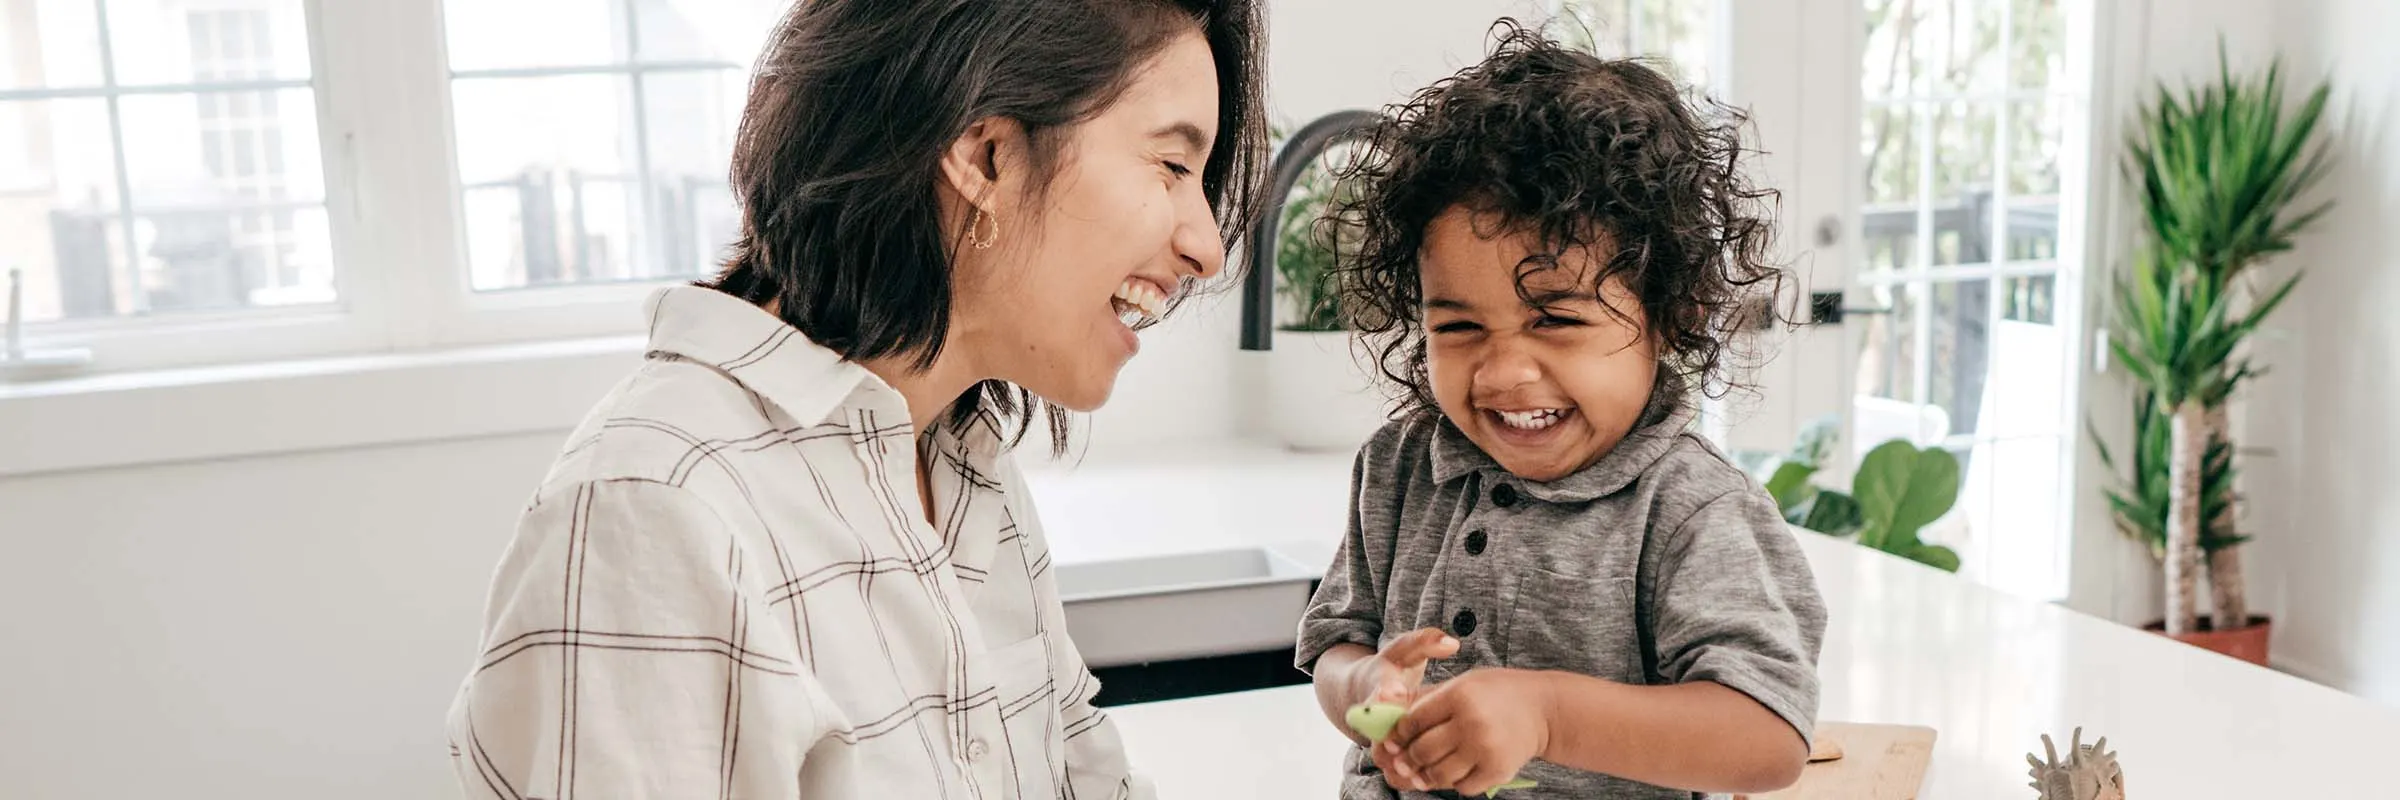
<box><xmin>1274</xmin><ymin>156</ymin><xmax>1355</xmax><ymax>332</ymax></box>
<box><xmin>1851</xmin><ymin>440</ymin><xmax>1964</xmax><ymax>573</ymax></box>
<box><xmin>1745</xmin><ymin>417</ymin><xmax>1960</xmax><ymax>572</ymax></box>
<box><xmin>2102</xmin><ymin>44</ymin><xmax>2330</xmax><ymax>636</ymax></box>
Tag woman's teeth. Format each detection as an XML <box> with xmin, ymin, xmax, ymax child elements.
<box><xmin>1112</xmin><ymin>279</ymin><xmax>1166</xmax><ymax>325</ymax></box>
<box><xmin>1493</xmin><ymin>408</ymin><xmax>1568</xmax><ymax>430</ymax></box>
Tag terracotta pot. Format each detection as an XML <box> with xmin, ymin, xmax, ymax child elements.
<box><xmin>2142</xmin><ymin>615</ymin><xmax>2272</xmax><ymax>666</ymax></box>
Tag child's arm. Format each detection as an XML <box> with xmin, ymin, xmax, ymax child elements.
<box><xmin>1375</xmin><ymin>668</ymin><xmax>1804</xmax><ymax>795</ymax></box>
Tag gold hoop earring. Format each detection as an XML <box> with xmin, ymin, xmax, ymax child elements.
<box><xmin>968</xmin><ymin>208</ymin><xmax>999</xmax><ymax>250</ymax></box>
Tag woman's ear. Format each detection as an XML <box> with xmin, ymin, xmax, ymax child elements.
<box><xmin>939</xmin><ymin>116</ymin><xmax>1027</xmax><ymax>214</ymax></box>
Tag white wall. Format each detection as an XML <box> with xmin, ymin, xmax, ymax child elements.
<box><xmin>2244</xmin><ymin>0</ymin><xmax>2400</xmax><ymax>706</ymax></box>
<box><xmin>0</xmin><ymin>3</ymin><xmax>1537</xmax><ymax>798</ymax></box>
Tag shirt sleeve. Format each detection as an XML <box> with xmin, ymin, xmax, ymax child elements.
<box><xmin>1649</xmin><ymin>488</ymin><xmax>1829</xmax><ymax>744</ymax></box>
<box><xmin>1001</xmin><ymin>460</ymin><xmax>1154</xmax><ymax>800</ymax></box>
<box><xmin>445</xmin><ymin>479</ymin><xmax>849</xmax><ymax>799</ymax></box>
<box><xmin>1295</xmin><ymin>439</ymin><xmax>1392</xmax><ymax>675</ymax></box>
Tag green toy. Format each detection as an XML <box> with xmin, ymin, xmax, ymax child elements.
<box><xmin>1345</xmin><ymin>702</ymin><xmax>1539</xmax><ymax>797</ymax></box>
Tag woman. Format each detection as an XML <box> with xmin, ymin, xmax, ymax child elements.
<box><xmin>444</xmin><ymin>0</ymin><xmax>1267</xmax><ymax>796</ymax></box>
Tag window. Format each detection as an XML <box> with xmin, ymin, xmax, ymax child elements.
<box><xmin>0</xmin><ymin>0</ymin><xmax>326</xmax><ymax>326</ymax></box>
<box><xmin>1850</xmin><ymin>0</ymin><xmax>2092</xmax><ymax>599</ymax></box>
<box><xmin>0</xmin><ymin>0</ymin><xmax>781</xmax><ymax>375</ymax></box>
<box><xmin>1550</xmin><ymin>0</ymin><xmax>1720</xmax><ymax>86</ymax></box>
<box><xmin>442</xmin><ymin>0</ymin><xmax>778</xmax><ymax>292</ymax></box>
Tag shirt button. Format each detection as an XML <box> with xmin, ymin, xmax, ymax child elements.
<box><xmin>966</xmin><ymin>738</ymin><xmax>988</xmax><ymax>762</ymax></box>
<box><xmin>1491</xmin><ymin>483</ymin><xmax>1519</xmax><ymax>508</ymax></box>
<box><xmin>1464</xmin><ymin>530</ymin><xmax>1488</xmax><ymax>555</ymax></box>
<box><xmin>1451</xmin><ymin>608</ymin><xmax>1479</xmax><ymax>637</ymax></box>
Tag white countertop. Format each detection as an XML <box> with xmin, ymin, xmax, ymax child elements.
<box><xmin>1025</xmin><ymin>439</ymin><xmax>2400</xmax><ymax>799</ymax></box>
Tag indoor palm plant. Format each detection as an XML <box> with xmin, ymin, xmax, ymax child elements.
<box><xmin>2099</xmin><ymin>47</ymin><xmax>2331</xmax><ymax>661</ymax></box>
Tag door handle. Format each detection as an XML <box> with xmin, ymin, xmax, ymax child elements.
<box><xmin>1808</xmin><ymin>291</ymin><xmax>1893</xmax><ymax>325</ymax></box>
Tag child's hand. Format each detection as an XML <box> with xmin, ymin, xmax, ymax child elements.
<box><xmin>1343</xmin><ymin>628</ymin><xmax>1458</xmax><ymax>711</ymax></box>
<box><xmin>1375</xmin><ymin>668</ymin><xmax>1553</xmax><ymax>796</ymax></box>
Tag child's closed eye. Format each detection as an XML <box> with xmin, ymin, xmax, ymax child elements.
<box><xmin>1532</xmin><ymin>314</ymin><xmax>1584</xmax><ymax>329</ymax></box>
<box><xmin>1432</xmin><ymin>320</ymin><xmax>1483</xmax><ymax>335</ymax></box>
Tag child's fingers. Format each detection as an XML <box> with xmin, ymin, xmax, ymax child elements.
<box><xmin>1411</xmin><ymin>739</ymin><xmax>1478</xmax><ymax>790</ymax></box>
<box><xmin>1373</xmin><ymin>740</ymin><xmax>1429</xmax><ymax>791</ymax></box>
<box><xmin>1379</xmin><ymin>628</ymin><xmax>1459</xmax><ymax>668</ymax></box>
<box><xmin>1400</xmin><ymin>721</ymin><xmax>1463</xmax><ymax>772</ymax></box>
<box><xmin>1388</xmin><ymin>684</ymin><xmax>1460</xmax><ymax>745</ymax></box>
<box><xmin>1453</xmin><ymin>761</ymin><xmax>1519</xmax><ymax>798</ymax></box>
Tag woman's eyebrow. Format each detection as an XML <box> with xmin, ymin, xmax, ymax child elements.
<box><xmin>1150</xmin><ymin>121</ymin><xmax>1210</xmax><ymax>154</ymax></box>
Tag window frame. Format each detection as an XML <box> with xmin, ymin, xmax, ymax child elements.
<box><xmin>5</xmin><ymin>0</ymin><xmax>711</xmax><ymax>377</ymax></box>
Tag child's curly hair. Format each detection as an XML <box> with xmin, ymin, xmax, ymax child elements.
<box><xmin>1330</xmin><ymin>19</ymin><xmax>1783</xmax><ymax>419</ymax></box>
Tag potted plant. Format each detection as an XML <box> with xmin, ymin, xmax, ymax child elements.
<box><xmin>1747</xmin><ymin>417</ymin><xmax>1965</xmax><ymax>573</ymax></box>
<box><xmin>1265</xmin><ymin>146</ymin><xmax>1385</xmax><ymax>452</ymax></box>
<box><xmin>2098</xmin><ymin>48</ymin><xmax>2331</xmax><ymax>663</ymax></box>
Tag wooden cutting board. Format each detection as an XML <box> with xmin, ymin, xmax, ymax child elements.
<box><xmin>1736</xmin><ymin>722</ymin><xmax>1938</xmax><ymax>800</ymax></box>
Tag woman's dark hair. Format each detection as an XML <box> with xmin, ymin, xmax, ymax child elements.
<box><xmin>708</xmin><ymin>0</ymin><xmax>1268</xmax><ymax>452</ymax></box>
<box><xmin>1331</xmin><ymin>19</ymin><xmax>1782</xmax><ymax>421</ymax></box>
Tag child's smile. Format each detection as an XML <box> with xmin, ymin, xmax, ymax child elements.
<box><xmin>1419</xmin><ymin>204</ymin><xmax>1659</xmax><ymax>482</ymax></box>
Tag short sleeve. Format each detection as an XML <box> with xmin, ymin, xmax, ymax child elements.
<box><xmin>1650</xmin><ymin>488</ymin><xmax>1829</xmax><ymax>743</ymax></box>
<box><xmin>1296</xmin><ymin>434</ymin><xmax>1397</xmax><ymax>674</ymax></box>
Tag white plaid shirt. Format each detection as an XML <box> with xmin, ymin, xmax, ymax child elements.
<box><xmin>446</xmin><ymin>285</ymin><xmax>1148</xmax><ymax>799</ymax></box>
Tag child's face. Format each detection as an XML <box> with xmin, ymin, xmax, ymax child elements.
<box><xmin>1419</xmin><ymin>205</ymin><xmax>1658</xmax><ymax>482</ymax></box>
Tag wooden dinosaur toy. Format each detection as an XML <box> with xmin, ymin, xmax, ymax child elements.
<box><xmin>2026</xmin><ymin>727</ymin><xmax>2124</xmax><ymax>800</ymax></box>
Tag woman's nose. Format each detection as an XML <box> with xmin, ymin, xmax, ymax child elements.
<box><xmin>1171</xmin><ymin>194</ymin><xmax>1227</xmax><ymax>280</ymax></box>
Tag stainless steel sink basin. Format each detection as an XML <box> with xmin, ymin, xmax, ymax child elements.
<box><xmin>1057</xmin><ymin>547</ymin><xmax>1318</xmax><ymax>669</ymax></box>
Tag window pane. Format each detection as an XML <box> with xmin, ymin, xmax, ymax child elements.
<box><xmin>640</xmin><ymin>69</ymin><xmax>744</xmax><ymax>278</ymax></box>
<box><xmin>2</xmin><ymin>97</ymin><xmax>124</xmax><ymax>324</ymax></box>
<box><xmin>2009</xmin><ymin>0</ymin><xmax>2067</xmax><ymax>91</ymax></box>
<box><xmin>1929</xmin><ymin>101</ymin><xmax>1996</xmax><ymax>268</ymax></box>
<box><xmin>119</xmin><ymin>89</ymin><xmax>326</xmax><ymax>205</ymax></box>
<box><xmin>1999</xmin><ymin>274</ymin><xmax>2054</xmax><ymax>323</ymax></box>
<box><xmin>1553</xmin><ymin>0</ymin><xmax>1715</xmax><ymax>86</ymax></box>
<box><xmin>1926</xmin><ymin>279</ymin><xmax>1991</xmax><ymax>440</ymax></box>
<box><xmin>1852</xmin><ymin>283</ymin><xmax>1916</xmax><ymax>404</ymax></box>
<box><xmin>453</xmin><ymin>75</ymin><xmax>644</xmax><ymax>290</ymax></box>
<box><xmin>132</xmin><ymin>205</ymin><xmax>332</xmax><ymax>312</ymax></box>
<box><xmin>1859</xmin><ymin>102</ymin><xmax>1920</xmax><ymax>275</ymax></box>
<box><xmin>1868</xmin><ymin>0</ymin><xmax>2012</xmax><ymax>97</ymax></box>
<box><xmin>2004</xmin><ymin>98</ymin><xmax>2067</xmax><ymax>262</ymax></box>
<box><xmin>1632</xmin><ymin>0</ymin><xmax>1714</xmax><ymax>86</ymax></box>
<box><xmin>108</xmin><ymin>1</ymin><xmax>312</xmax><ymax>86</ymax></box>
<box><xmin>1</xmin><ymin>0</ymin><xmax>107</xmax><ymax>89</ymax></box>
<box><xmin>444</xmin><ymin>0</ymin><xmax>627</xmax><ymax>72</ymax></box>
<box><xmin>443</xmin><ymin>1</ymin><xmax>783</xmax><ymax>291</ymax></box>
<box><xmin>114</xmin><ymin>87</ymin><xmax>330</xmax><ymax>313</ymax></box>
<box><xmin>631</xmin><ymin>0</ymin><xmax>786</xmax><ymax>64</ymax></box>
<box><xmin>1883</xmin><ymin>0</ymin><xmax>2004</xmax><ymax>96</ymax></box>
<box><xmin>1551</xmin><ymin>0</ymin><xmax>1630</xmax><ymax>59</ymax></box>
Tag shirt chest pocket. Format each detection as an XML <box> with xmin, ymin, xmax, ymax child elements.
<box><xmin>978</xmin><ymin>633</ymin><xmax>1060</xmax><ymax>796</ymax></box>
<box><xmin>1502</xmin><ymin>570</ymin><xmax>1645</xmax><ymax>685</ymax></box>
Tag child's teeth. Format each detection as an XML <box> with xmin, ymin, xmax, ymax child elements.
<box><xmin>1496</xmin><ymin>409</ymin><xmax>1565</xmax><ymax>430</ymax></box>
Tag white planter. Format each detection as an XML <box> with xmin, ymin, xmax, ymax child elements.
<box><xmin>1267</xmin><ymin>329</ymin><xmax>1389</xmax><ymax>453</ymax></box>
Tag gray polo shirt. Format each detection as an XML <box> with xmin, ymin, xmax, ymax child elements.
<box><xmin>1296</xmin><ymin>404</ymin><xmax>1827</xmax><ymax>800</ymax></box>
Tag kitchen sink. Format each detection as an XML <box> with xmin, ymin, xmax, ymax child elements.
<box><xmin>1057</xmin><ymin>546</ymin><xmax>1318</xmax><ymax>669</ymax></box>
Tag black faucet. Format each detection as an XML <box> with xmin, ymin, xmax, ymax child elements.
<box><xmin>1238</xmin><ymin>109</ymin><xmax>1382</xmax><ymax>351</ymax></box>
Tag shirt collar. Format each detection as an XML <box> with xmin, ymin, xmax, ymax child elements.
<box><xmin>643</xmin><ymin>285</ymin><xmax>883</xmax><ymax>427</ymax></box>
<box><xmin>1429</xmin><ymin>401</ymin><xmax>1698</xmax><ymax>504</ymax></box>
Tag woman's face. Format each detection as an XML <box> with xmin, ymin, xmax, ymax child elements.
<box><xmin>947</xmin><ymin>29</ymin><xmax>1225</xmax><ymax>412</ymax></box>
